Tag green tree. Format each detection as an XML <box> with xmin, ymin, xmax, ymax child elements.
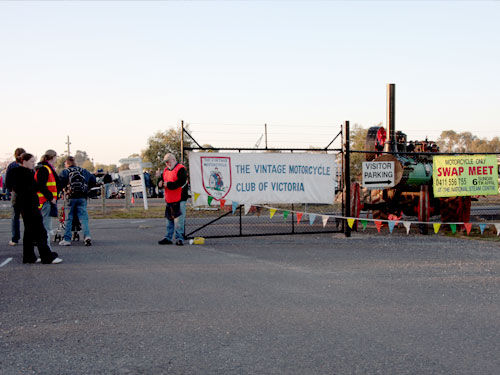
<box><xmin>349</xmin><ymin>124</ymin><xmax>368</xmax><ymax>180</ymax></box>
<box><xmin>141</xmin><ymin>125</ymin><xmax>192</xmax><ymax>172</ymax></box>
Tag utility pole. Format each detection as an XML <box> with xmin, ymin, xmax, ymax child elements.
<box><xmin>66</xmin><ymin>136</ymin><xmax>71</xmax><ymax>156</ymax></box>
<box><xmin>181</xmin><ymin>120</ymin><xmax>184</xmax><ymax>164</ymax></box>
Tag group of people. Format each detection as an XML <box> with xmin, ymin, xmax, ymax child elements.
<box><xmin>5</xmin><ymin>148</ymin><xmax>96</xmax><ymax>264</ymax></box>
<box><xmin>4</xmin><ymin>148</ymin><xmax>188</xmax><ymax>264</ymax></box>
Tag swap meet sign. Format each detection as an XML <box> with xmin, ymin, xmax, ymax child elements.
<box><xmin>189</xmin><ymin>152</ymin><xmax>337</xmax><ymax>204</ymax></box>
<box><xmin>433</xmin><ymin>154</ymin><xmax>499</xmax><ymax>197</ymax></box>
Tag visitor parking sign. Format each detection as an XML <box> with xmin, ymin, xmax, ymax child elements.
<box><xmin>362</xmin><ymin>161</ymin><xmax>395</xmax><ymax>189</ymax></box>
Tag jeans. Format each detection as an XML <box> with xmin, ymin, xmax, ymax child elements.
<box><xmin>40</xmin><ymin>201</ymin><xmax>53</xmax><ymax>234</ymax></box>
<box><xmin>64</xmin><ymin>198</ymin><xmax>90</xmax><ymax>241</ymax></box>
<box><xmin>11</xmin><ymin>205</ymin><xmax>21</xmax><ymax>243</ymax></box>
<box><xmin>165</xmin><ymin>200</ymin><xmax>186</xmax><ymax>242</ymax></box>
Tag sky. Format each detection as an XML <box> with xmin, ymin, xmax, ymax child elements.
<box><xmin>1</xmin><ymin>1</ymin><xmax>499</xmax><ymax>165</ymax></box>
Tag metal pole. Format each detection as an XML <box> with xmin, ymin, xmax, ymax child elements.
<box><xmin>291</xmin><ymin>203</ymin><xmax>295</xmax><ymax>234</ymax></box>
<box><xmin>66</xmin><ymin>136</ymin><xmax>71</xmax><ymax>156</ymax></box>
<box><xmin>239</xmin><ymin>204</ymin><xmax>242</xmax><ymax>236</ymax></box>
<box><xmin>264</xmin><ymin>123</ymin><xmax>268</xmax><ymax>149</ymax></box>
<box><xmin>101</xmin><ymin>185</ymin><xmax>105</xmax><ymax>215</ymax></box>
<box><xmin>343</xmin><ymin>121</ymin><xmax>351</xmax><ymax>237</ymax></box>
<box><xmin>385</xmin><ymin>83</ymin><xmax>396</xmax><ymax>152</ymax></box>
<box><xmin>181</xmin><ymin>120</ymin><xmax>184</xmax><ymax>164</ymax></box>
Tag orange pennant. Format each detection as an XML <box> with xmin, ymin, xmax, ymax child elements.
<box><xmin>375</xmin><ymin>220</ymin><xmax>382</xmax><ymax>233</ymax></box>
<box><xmin>296</xmin><ymin>212</ymin><xmax>303</xmax><ymax>224</ymax></box>
<box><xmin>131</xmin><ymin>195</ymin><xmax>135</xmax><ymax>204</ymax></box>
<box><xmin>464</xmin><ymin>223</ymin><xmax>472</xmax><ymax>235</ymax></box>
<box><xmin>220</xmin><ymin>199</ymin><xmax>226</xmax><ymax>209</ymax></box>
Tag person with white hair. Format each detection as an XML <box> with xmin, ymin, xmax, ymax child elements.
<box><xmin>157</xmin><ymin>153</ymin><xmax>188</xmax><ymax>246</ymax></box>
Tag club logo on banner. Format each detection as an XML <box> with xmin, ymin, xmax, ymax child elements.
<box><xmin>201</xmin><ymin>156</ymin><xmax>232</xmax><ymax>200</ymax></box>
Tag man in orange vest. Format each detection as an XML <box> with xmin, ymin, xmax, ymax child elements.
<box><xmin>158</xmin><ymin>153</ymin><xmax>188</xmax><ymax>246</ymax></box>
<box><xmin>35</xmin><ymin>149</ymin><xmax>61</xmax><ymax>238</ymax></box>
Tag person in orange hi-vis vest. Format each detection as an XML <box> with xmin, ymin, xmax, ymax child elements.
<box><xmin>158</xmin><ymin>153</ymin><xmax>188</xmax><ymax>246</ymax></box>
<box><xmin>34</xmin><ymin>149</ymin><xmax>61</xmax><ymax>242</ymax></box>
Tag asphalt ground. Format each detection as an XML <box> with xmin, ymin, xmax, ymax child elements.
<box><xmin>0</xmin><ymin>218</ymin><xmax>499</xmax><ymax>375</ymax></box>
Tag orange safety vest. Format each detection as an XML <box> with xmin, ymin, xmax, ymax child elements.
<box><xmin>163</xmin><ymin>163</ymin><xmax>186</xmax><ymax>203</ymax></box>
<box><xmin>35</xmin><ymin>165</ymin><xmax>58</xmax><ymax>209</ymax></box>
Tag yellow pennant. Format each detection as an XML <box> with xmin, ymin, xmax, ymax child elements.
<box><xmin>194</xmin><ymin>192</ymin><xmax>200</xmax><ymax>202</ymax></box>
<box><xmin>433</xmin><ymin>223</ymin><xmax>441</xmax><ymax>234</ymax></box>
<box><xmin>269</xmin><ymin>208</ymin><xmax>277</xmax><ymax>219</ymax></box>
<box><xmin>347</xmin><ymin>218</ymin><xmax>355</xmax><ymax>229</ymax></box>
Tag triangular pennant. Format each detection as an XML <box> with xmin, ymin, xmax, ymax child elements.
<box><xmin>322</xmin><ymin>215</ymin><xmax>329</xmax><ymax>227</ymax></box>
<box><xmin>194</xmin><ymin>192</ymin><xmax>200</xmax><ymax>202</ymax></box>
<box><xmin>479</xmin><ymin>223</ymin><xmax>486</xmax><ymax>235</ymax></box>
<box><xmin>283</xmin><ymin>211</ymin><xmax>290</xmax><ymax>220</ymax></box>
<box><xmin>220</xmin><ymin>199</ymin><xmax>226</xmax><ymax>209</ymax></box>
<box><xmin>433</xmin><ymin>223</ymin><xmax>441</xmax><ymax>234</ymax></box>
<box><xmin>269</xmin><ymin>208</ymin><xmax>277</xmax><ymax>219</ymax></box>
<box><xmin>231</xmin><ymin>201</ymin><xmax>239</xmax><ymax>214</ymax></box>
<box><xmin>296</xmin><ymin>212</ymin><xmax>303</xmax><ymax>224</ymax></box>
<box><xmin>347</xmin><ymin>218</ymin><xmax>355</xmax><ymax>229</ymax></box>
<box><xmin>131</xmin><ymin>195</ymin><xmax>135</xmax><ymax>204</ymax></box>
<box><xmin>495</xmin><ymin>224</ymin><xmax>500</xmax><ymax>236</ymax></box>
<box><xmin>450</xmin><ymin>224</ymin><xmax>457</xmax><ymax>234</ymax></box>
<box><xmin>361</xmin><ymin>220</ymin><xmax>367</xmax><ymax>230</ymax></box>
<box><xmin>309</xmin><ymin>214</ymin><xmax>316</xmax><ymax>226</ymax></box>
<box><xmin>388</xmin><ymin>221</ymin><xmax>395</xmax><ymax>234</ymax></box>
<box><xmin>375</xmin><ymin>220</ymin><xmax>382</xmax><ymax>233</ymax></box>
<box><xmin>207</xmin><ymin>196</ymin><xmax>213</xmax><ymax>206</ymax></box>
<box><xmin>464</xmin><ymin>223</ymin><xmax>472</xmax><ymax>235</ymax></box>
<box><xmin>403</xmin><ymin>221</ymin><xmax>411</xmax><ymax>235</ymax></box>
<box><xmin>244</xmin><ymin>204</ymin><xmax>252</xmax><ymax>215</ymax></box>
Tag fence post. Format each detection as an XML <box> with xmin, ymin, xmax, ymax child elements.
<box><xmin>101</xmin><ymin>185</ymin><xmax>105</xmax><ymax>215</ymax></box>
<box><xmin>125</xmin><ymin>185</ymin><xmax>131</xmax><ymax>211</ymax></box>
<box><xmin>343</xmin><ymin>120</ymin><xmax>351</xmax><ymax>237</ymax></box>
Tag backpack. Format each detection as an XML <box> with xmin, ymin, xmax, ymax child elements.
<box><xmin>67</xmin><ymin>167</ymin><xmax>88</xmax><ymax>197</ymax></box>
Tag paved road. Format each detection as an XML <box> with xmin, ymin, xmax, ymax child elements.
<box><xmin>0</xmin><ymin>218</ymin><xmax>499</xmax><ymax>374</ymax></box>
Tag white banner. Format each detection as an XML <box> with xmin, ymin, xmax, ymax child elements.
<box><xmin>189</xmin><ymin>152</ymin><xmax>337</xmax><ymax>204</ymax></box>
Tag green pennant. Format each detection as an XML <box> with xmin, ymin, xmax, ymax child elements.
<box><xmin>361</xmin><ymin>220</ymin><xmax>367</xmax><ymax>230</ymax></box>
<box><xmin>450</xmin><ymin>224</ymin><xmax>456</xmax><ymax>234</ymax></box>
<box><xmin>283</xmin><ymin>211</ymin><xmax>290</xmax><ymax>220</ymax></box>
<box><xmin>207</xmin><ymin>196</ymin><xmax>213</xmax><ymax>206</ymax></box>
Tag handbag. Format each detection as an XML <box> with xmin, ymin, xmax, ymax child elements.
<box><xmin>49</xmin><ymin>202</ymin><xmax>58</xmax><ymax>217</ymax></box>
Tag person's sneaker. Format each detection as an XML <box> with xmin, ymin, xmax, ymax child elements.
<box><xmin>36</xmin><ymin>258</ymin><xmax>41</xmax><ymax>263</ymax></box>
<box><xmin>51</xmin><ymin>257</ymin><xmax>63</xmax><ymax>264</ymax></box>
<box><xmin>84</xmin><ymin>237</ymin><xmax>92</xmax><ymax>246</ymax></box>
<box><xmin>158</xmin><ymin>238</ymin><xmax>173</xmax><ymax>245</ymax></box>
<box><xmin>59</xmin><ymin>240</ymin><xmax>71</xmax><ymax>246</ymax></box>
<box><xmin>175</xmin><ymin>240</ymin><xmax>184</xmax><ymax>246</ymax></box>
<box><xmin>8</xmin><ymin>241</ymin><xmax>18</xmax><ymax>246</ymax></box>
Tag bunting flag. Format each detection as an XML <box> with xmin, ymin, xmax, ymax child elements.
<box><xmin>361</xmin><ymin>220</ymin><xmax>367</xmax><ymax>231</ymax></box>
<box><xmin>231</xmin><ymin>201</ymin><xmax>239</xmax><ymax>214</ymax></box>
<box><xmin>403</xmin><ymin>221</ymin><xmax>411</xmax><ymax>235</ymax></box>
<box><xmin>283</xmin><ymin>211</ymin><xmax>290</xmax><ymax>220</ymax></box>
<box><xmin>450</xmin><ymin>224</ymin><xmax>457</xmax><ymax>234</ymax></box>
<box><xmin>296</xmin><ymin>212</ymin><xmax>303</xmax><ymax>224</ymax></box>
<box><xmin>375</xmin><ymin>220</ymin><xmax>382</xmax><ymax>233</ymax></box>
<box><xmin>269</xmin><ymin>208</ymin><xmax>277</xmax><ymax>219</ymax></box>
<box><xmin>309</xmin><ymin>214</ymin><xmax>316</xmax><ymax>226</ymax></box>
<box><xmin>131</xmin><ymin>195</ymin><xmax>135</xmax><ymax>204</ymax></box>
<box><xmin>464</xmin><ymin>223</ymin><xmax>472</xmax><ymax>235</ymax></box>
<box><xmin>479</xmin><ymin>223</ymin><xmax>486</xmax><ymax>235</ymax></box>
<box><xmin>220</xmin><ymin>199</ymin><xmax>226</xmax><ymax>209</ymax></box>
<box><xmin>388</xmin><ymin>221</ymin><xmax>395</xmax><ymax>234</ymax></box>
<box><xmin>322</xmin><ymin>215</ymin><xmax>329</xmax><ymax>227</ymax></box>
<box><xmin>433</xmin><ymin>223</ymin><xmax>441</xmax><ymax>234</ymax></box>
<box><xmin>194</xmin><ymin>192</ymin><xmax>200</xmax><ymax>202</ymax></box>
<box><xmin>347</xmin><ymin>218</ymin><xmax>355</xmax><ymax>229</ymax></box>
<box><xmin>495</xmin><ymin>224</ymin><xmax>500</xmax><ymax>236</ymax></box>
<box><xmin>244</xmin><ymin>204</ymin><xmax>252</xmax><ymax>215</ymax></box>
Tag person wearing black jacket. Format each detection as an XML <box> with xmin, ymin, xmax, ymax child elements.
<box><xmin>6</xmin><ymin>153</ymin><xmax>62</xmax><ymax>264</ymax></box>
<box><xmin>5</xmin><ymin>147</ymin><xmax>25</xmax><ymax>246</ymax></box>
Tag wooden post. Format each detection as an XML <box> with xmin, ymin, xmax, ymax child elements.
<box><xmin>181</xmin><ymin>120</ymin><xmax>184</xmax><ymax>164</ymax></box>
<box><xmin>125</xmin><ymin>185</ymin><xmax>131</xmax><ymax>211</ymax></box>
<box><xmin>385</xmin><ymin>83</ymin><xmax>396</xmax><ymax>152</ymax></box>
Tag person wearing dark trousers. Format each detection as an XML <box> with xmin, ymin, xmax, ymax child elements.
<box><xmin>5</xmin><ymin>147</ymin><xmax>25</xmax><ymax>246</ymax></box>
<box><xmin>158</xmin><ymin>153</ymin><xmax>188</xmax><ymax>246</ymax></box>
<box><xmin>6</xmin><ymin>153</ymin><xmax>62</xmax><ymax>264</ymax></box>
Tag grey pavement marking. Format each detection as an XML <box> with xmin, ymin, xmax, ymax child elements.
<box><xmin>0</xmin><ymin>257</ymin><xmax>13</xmax><ymax>267</ymax></box>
